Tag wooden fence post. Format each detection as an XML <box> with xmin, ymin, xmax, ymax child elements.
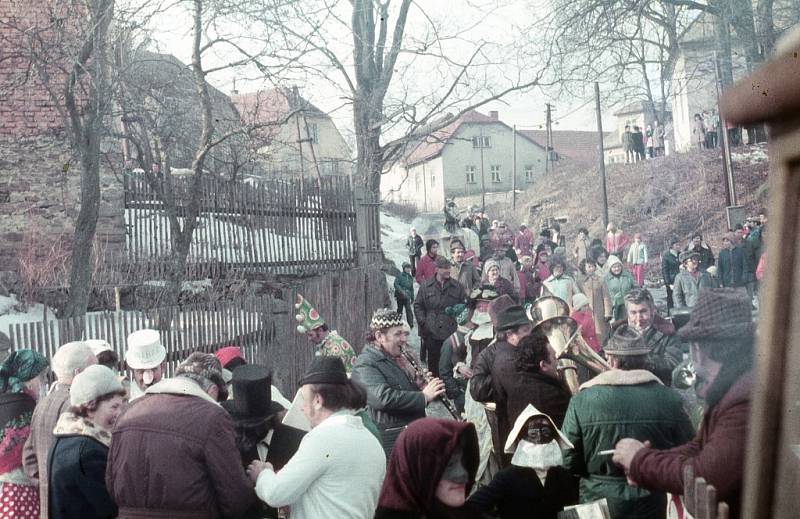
<box><xmin>353</xmin><ymin>186</ymin><xmax>382</xmax><ymax>267</ymax></box>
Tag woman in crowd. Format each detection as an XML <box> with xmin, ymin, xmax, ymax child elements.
<box><xmin>48</xmin><ymin>365</ymin><xmax>125</xmax><ymax>519</ymax></box>
<box><xmin>626</xmin><ymin>233</ymin><xmax>649</xmax><ymax>286</ymax></box>
<box><xmin>0</xmin><ymin>350</ymin><xmax>49</xmax><ymax>519</ymax></box>
<box><xmin>482</xmin><ymin>259</ymin><xmax>518</xmax><ymax>302</ymax></box>
<box><xmin>569</xmin><ymin>293</ymin><xmax>601</xmax><ymax>353</ymax></box>
<box><xmin>375</xmin><ymin>418</ymin><xmax>482</xmax><ymax>519</ymax></box>
<box><xmin>604</xmin><ymin>255</ymin><xmax>636</xmax><ymax>322</ymax></box>
<box><xmin>575</xmin><ymin>258</ymin><xmax>613</xmax><ymax>343</ymax></box>
<box><xmin>540</xmin><ymin>256</ymin><xmax>580</xmax><ymax>308</ymax></box>
<box><xmin>590</xmin><ymin>246</ymin><xmax>609</xmax><ymax>274</ymax></box>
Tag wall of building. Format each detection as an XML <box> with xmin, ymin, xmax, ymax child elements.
<box><xmin>441</xmin><ymin>123</ymin><xmax>546</xmax><ymax>198</ymax></box>
<box><xmin>0</xmin><ymin>137</ymin><xmax>125</xmax><ymax>274</ymax></box>
<box><xmin>381</xmin><ymin>156</ymin><xmax>446</xmax><ymax>212</ymax></box>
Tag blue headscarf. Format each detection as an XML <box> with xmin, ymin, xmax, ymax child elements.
<box><xmin>0</xmin><ymin>350</ymin><xmax>49</xmax><ymax>394</ymax></box>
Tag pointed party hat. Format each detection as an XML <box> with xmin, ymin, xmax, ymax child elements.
<box><xmin>295</xmin><ymin>294</ymin><xmax>326</xmax><ymax>333</ymax></box>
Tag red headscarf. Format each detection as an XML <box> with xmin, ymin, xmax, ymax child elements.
<box><xmin>377</xmin><ymin>418</ymin><xmax>479</xmax><ymax>516</ymax></box>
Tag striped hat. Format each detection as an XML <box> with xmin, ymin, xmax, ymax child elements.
<box><xmin>370</xmin><ymin>308</ymin><xmax>405</xmax><ymax>330</ymax></box>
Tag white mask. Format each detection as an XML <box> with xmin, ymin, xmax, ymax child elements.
<box><xmin>511</xmin><ymin>439</ymin><xmax>564</xmax><ymax>470</ymax></box>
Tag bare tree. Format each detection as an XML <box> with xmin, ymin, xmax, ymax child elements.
<box><xmin>0</xmin><ymin>0</ymin><xmax>116</xmax><ymax>317</ymax></box>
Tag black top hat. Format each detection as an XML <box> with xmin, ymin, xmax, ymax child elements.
<box><xmin>225</xmin><ymin>364</ymin><xmax>283</xmax><ymax>419</ymax></box>
<box><xmin>298</xmin><ymin>356</ymin><xmax>348</xmax><ymax>386</ymax></box>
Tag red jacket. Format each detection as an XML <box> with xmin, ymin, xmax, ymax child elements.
<box><xmin>570</xmin><ymin>308</ymin><xmax>601</xmax><ymax>352</ymax></box>
<box><xmin>629</xmin><ymin>372</ymin><xmax>752</xmax><ymax>519</ymax></box>
<box><xmin>415</xmin><ymin>254</ymin><xmax>438</xmax><ymax>284</ymax></box>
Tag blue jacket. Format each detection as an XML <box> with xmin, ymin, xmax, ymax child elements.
<box><xmin>718</xmin><ymin>247</ymin><xmax>745</xmax><ymax>287</ymax></box>
<box><xmin>48</xmin><ymin>435</ymin><xmax>117</xmax><ymax>519</ymax></box>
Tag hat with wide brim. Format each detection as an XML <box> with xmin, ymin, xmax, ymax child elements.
<box><xmin>677</xmin><ymin>288</ymin><xmax>756</xmax><ymax>340</ymax></box>
<box><xmin>125</xmin><ymin>330</ymin><xmax>166</xmax><ymax>370</ymax></box>
<box><xmin>504</xmin><ymin>403</ymin><xmax>573</xmax><ymax>453</ymax></box>
<box><xmin>494</xmin><ymin>305</ymin><xmax>531</xmax><ymax>331</ymax></box>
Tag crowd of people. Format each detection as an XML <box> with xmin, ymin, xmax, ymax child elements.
<box><xmin>0</xmin><ymin>207</ymin><xmax>765</xmax><ymax>519</ymax></box>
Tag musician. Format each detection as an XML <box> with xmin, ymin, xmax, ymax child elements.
<box><xmin>352</xmin><ymin>309</ymin><xmax>446</xmax><ymax>456</ymax></box>
<box><xmin>561</xmin><ymin>326</ymin><xmax>694</xmax><ymax>519</ymax></box>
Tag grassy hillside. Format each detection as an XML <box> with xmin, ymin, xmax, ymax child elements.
<box><xmin>480</xmin><ymin>145</ymin><xmax>769</xmax><ymax>283</ymax></box>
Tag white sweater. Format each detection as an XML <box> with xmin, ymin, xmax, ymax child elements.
<box><xmin>255</xmin><ymin>411</ymin><xmax>386</xmax><ymax>519</ymax></box>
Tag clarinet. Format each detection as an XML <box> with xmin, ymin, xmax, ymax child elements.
<box><xmin>401</xmin><ymin>347</ymin><xmax>463</xmax><ymax>421</ymax></box>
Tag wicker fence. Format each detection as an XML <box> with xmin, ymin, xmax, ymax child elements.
<box><xmin>5</xmin><ymin>266</ymin><xmax>389</xmax><ymax>395</ymax></box>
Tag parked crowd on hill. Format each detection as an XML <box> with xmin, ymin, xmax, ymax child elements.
<box><xmin>0</xmin><ymin>205</ymin><xmax>764</xmax><ymax>519</ymax></box>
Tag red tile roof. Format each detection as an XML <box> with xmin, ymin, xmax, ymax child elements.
<box><xmin>519</xmin><ymin>130</ymin><xmax>607</xmax><ymax>166</ymax></box>
<box><xmin>231</xmin><ymin>87</ymin><xmax>326</xmax><ymax>137</ymax></box>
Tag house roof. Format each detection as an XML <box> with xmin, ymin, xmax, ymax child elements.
<box><xmin>231</xmin><ymin>87</ymin><xmax>327</xmax><ymax>127</ymax></box>
<box><xmin>404</xmin><ymin>109</ymin><xmax>544</xmax><ymax>167</ymax></box>
<box><xmin>518</xmin><ymin>130</ymin><xmax>607</xmax><ymax>167</ymax></box>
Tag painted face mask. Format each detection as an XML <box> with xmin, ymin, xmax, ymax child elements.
<box><xmin>511</xmin><ymin>439</ymin><xmax>563</xmax><ymax>470</ymax></box>
<box><xmin>441</xmin><ymin>446</ymin><xmax>469</xmax><ymax>484</ymax></box>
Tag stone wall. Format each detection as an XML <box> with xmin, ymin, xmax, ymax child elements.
<box><xmin>0</xmin><ymin>136</ymin><xmax>126</xmax><ymax>277</ymax></box>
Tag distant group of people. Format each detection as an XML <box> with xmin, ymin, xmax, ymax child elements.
<box><xmin>623</xmin><ymin>120</ymin><xmax>666</xmax><ymax>163</ymax></box>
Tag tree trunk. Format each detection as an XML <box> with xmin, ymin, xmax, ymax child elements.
<box><xmin>712</xmin><ymin>0</ymin><xmax>735</xmax><ymax>88</ymax></box>
<box><xmin>756</xmin><ymin>0</ymin><xmax>776</xmax><ymax>57</ymax></box>
<box><xmin>729</xmin><ymin>0</ymin><xmax>761</xmax><ymax>70</ymax></box>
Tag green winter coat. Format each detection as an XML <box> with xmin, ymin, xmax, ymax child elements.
<box><xmin>604</xmin><ymin>258</ymin><xmax>637</xmax><ymax>321</ymax></box>
<box><xmin>393</xmin><ymin>272</ymin><xmax>415</xmax><ymax>301</ymax></box>
<box><xmin>561</xmin><ymin>370</ymin><xmax>695</xmax><ymax>519</ymax></box>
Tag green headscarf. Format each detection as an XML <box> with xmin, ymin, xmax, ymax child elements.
<box><xmin>445</xmin><ymin>304</ymin><xmax>470</xmax><ymax>326</ymax></box>
<box><xmin>0</xmin><ymin>349</ymin><xmax>49</xmax><ymax>394</ymax></box>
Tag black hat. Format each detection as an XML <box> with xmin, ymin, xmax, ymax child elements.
<box><xmin>298</xmin><ymin>356</ymin><xmax>348</xmax><ymax>386</ymax></box>
<box><xmin>495</xmin><ymin>305</ymin><xmax>531</xmax><ymax>331</ymax></box>
<box><xmin>225</xmin><ymin>364</ymin><xmax>283</xmax><ymax>419</ymax></box>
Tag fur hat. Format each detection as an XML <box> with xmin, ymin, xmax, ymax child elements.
<box><xmin>70</xmin><ymin>365</ymin><xmax>124</xmax><ymax>407</ymax></box>
<box><xmin>679</xmin><ymin>251</ymin><xmax>701</xmax><ymax>264</ymax></box>
<box><xmin>176</xmin><ymin>353</ymin><xmax>228</xmax><ymax>401</ymax></box>
<box><xmin>677</xmin><ymin>288</ymin><xmax>755</xmax><ymax>340</ymax></box>
<box><xmin>572</xmin><ymin>293</ymin><xmax>590</xmax><ymax>311</ymax></box>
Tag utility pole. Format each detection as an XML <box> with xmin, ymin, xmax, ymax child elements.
<box><xmin>595</xmin><ymin>83</ymin><xmax>609</xmax><ymax>227</ymax></box>
<box><xmin>512</xmin><ymin>124</ymin><xmax>517</xmax><ymax>210</ymax></box>
<box><xmin>544</xmin><ymin>103</ymin><xmax>552</xmax><ymax>175</ymax></box>
<box><xmin>480</xmin><ymin>125</ymin><xmax>486</xmax><ymax>213</ymax></box>
<box><xmin>714</xmin><ymin>51</ymin><xmax>737</xmax><ymax>206</ymax></box>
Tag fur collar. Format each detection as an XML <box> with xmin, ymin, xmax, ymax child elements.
<box><xmin>580</xmin><ymin>369</ymin><xmax>662</xmax><ymax>390</ymax></box>
<box><xmin>145</xmin><ymin>376</ymin><xmax>220</xmax><ymax>405</ymax></box>
<box><xmin>53</xmin><ymin>411</ymin><xmax>112</xmax><ymax>447</ymax></box>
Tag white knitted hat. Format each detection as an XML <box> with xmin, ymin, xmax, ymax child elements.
<box><xmin>125</xmin><ymin>329</ymin><xmax>166</xmax><ymax>370</ymax></box>
<box><xmin>572</xmin><ymin>293</ymin><xmax>590</xmax><ymax>311</ymax></box>
<box><xmin>70</xmin><ymin>365</ymin><xmax>124</xmax><ymax>406</ymax></box>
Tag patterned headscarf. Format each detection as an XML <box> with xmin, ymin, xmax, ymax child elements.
<box><xmin>0</xmin><ymin>349</ymin><xmax>49</xmax><ymax>394</ymax></box>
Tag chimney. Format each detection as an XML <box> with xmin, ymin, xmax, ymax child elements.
<box><xmin>231</xmin><ymin>78</ymin><xmax>238</xmax><ymax>96</ymax></box>
<box><xmin>489</xmin><ymin>110</ymin><xmax>499</xmax><ymax>120</ymax></box>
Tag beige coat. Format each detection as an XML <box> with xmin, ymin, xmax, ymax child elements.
<box><xmin>23</xmin><ymin>384</ymin><xmax>71</xmax><ymax>519</ymax></box>
<box><xmin>576</xmin><ymin>273</ymin><xmax>613</xmax><ymax>340</ymax></box>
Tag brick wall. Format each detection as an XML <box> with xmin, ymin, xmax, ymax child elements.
<box><xmin>0</xmin><ymin>0</ymin><xmax>74</xmax><ymax>138</ymax></box>
<box><xmin>0</xmin><ymin>136</ymin><xmax>126</xmax><ymax>274</ymax></box>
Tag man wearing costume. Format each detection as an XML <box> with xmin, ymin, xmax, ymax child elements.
<box><xmin>295</xmin><ymin>294</ymin><xmax>357</xmax><ymax>373</ymax></box>
<box><xmin>223</xmin><ymin>365</ymin><xmax>306</xmax><ymax>519</ymax></box>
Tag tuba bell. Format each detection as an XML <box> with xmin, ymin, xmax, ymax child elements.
<box><xmin>526</xmin><ymin>295</ymin><xmax>570</xmax><ymax>324</ymax></box>
<box><xmin>534</xmin><ymin>315</ymin><xmax>612</xmax><ymax>375</ymax></box>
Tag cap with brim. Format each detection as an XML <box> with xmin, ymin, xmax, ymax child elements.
<box><xmin>495</xmin><ymin>305</ymin><xmax>530</xmax><ymax>331</ymax></box>
<box><xmin>677</xmin><ymin>288</ymin><xmax>756</xmax><ymax>340</ymax></box>
<box><xmin>488</xmin><ymin>295</ymin><xmax>516</xmax><ymax>326</ymax></box>
<box><xmin>504</xmin><ymin>404</ymin><xmax>573</xmax><ymax>453</ymax></box>
<box><xmin>125</xmin><ymin>330</ymin><xmax>166</xmax><ymax>370</ymax></box>
<box><xmin>679</xmin><ymin>251</ymin><xmax>701</xmax><ymax>264</ymax></box>
<box><xmin>176</xmin><ymin>352</ymin><xmax>228</xmax><ymax>400</ymax></box>
<box><xmin>298</xmin><ymin>356</ymin><xmax>348</xmax><ymax>386</ymax></box>
<box><xmin>605</xmin><ymin>325</ymin><xmax>651</xmax><ymax>356</ymax></box>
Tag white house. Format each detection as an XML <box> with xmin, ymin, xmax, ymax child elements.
<box><xmin>382</xmin><ymin>110</ymin><xmax>547</xmax><ymax>212</ymax></box>
<box><xmin>232</xmin><ymin>87</ymin><xmax>353</xmax><ymax>179</ymax></box>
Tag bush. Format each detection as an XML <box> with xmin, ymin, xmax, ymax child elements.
<box><xmin>382</xmin><ymin>201</ymin><xmax>419</xmax><ymax>222</ymax></box>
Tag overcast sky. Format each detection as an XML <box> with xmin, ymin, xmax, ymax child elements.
<box><xmin>146</xmin><ymin>0</ymin><xmax>620</xmax><ymax>142</ymax></box>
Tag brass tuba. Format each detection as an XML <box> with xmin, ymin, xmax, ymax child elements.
<box><xmin>526</xmin><ymin>296</ymin><xmax>571</xmax><ymax>324</ymax></box>
<box><xmin>534</xmin><ymin>315</ymin><xmax>611</xmax><ymax>394</ymax></box>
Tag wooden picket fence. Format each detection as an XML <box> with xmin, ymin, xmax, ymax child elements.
<box><xmin>5</xmin><ymin>266</ymin><xmax>389</xmax><ymax>395</ymax></box>
<box><xmin>123</xmin><ymin>173</ymin><xmax>360</xmax><ymax>274</ymax></box>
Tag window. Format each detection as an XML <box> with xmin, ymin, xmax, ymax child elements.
<box><xmin>524</xmin><ymin>165</ymin><xmax>534</xmax><ymax>182</ymax></box>
<box><xmin>431</xmin><ymin>173</ymin><xmax>436</xmax><ymax>186</ymax></box>
<box><xmin>490</xmin><ymin>165</ymin><xmax>501</xmax><ymax>183</ymax></box>
<box><xmin>472</xmin><ymin>136</ymin><xmax>491</xmax><ymax>148</ymax></box>
<box><xmin>465</xmin><ymin>165</ymin><xmax>476</xmax><ymax>184</ymax></box>
<box><xmin>306</xmin><ymin>123</ymin><xmax>319</xmax><ymax>144</ymax></box>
